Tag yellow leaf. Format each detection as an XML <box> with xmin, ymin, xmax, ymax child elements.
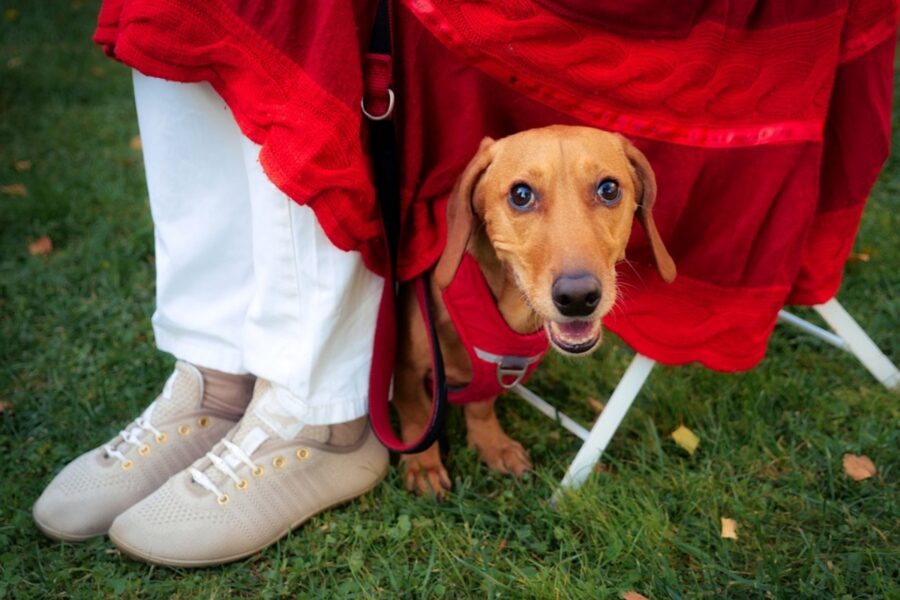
<box><xmin>2</xmin><ymin>183</ymin><xmax>27</xmax><ymax>197</ymax></box>
<box><xmin>671</xmin><ymin>425</ymin><xmax>699</xmax><ymax>455</ymax></box>
<box><xmin>720</xmin><ymin>517</ymin><xmax>738</xmax><ymax>540</ymax></box>
<box><xmin>14</xmin><ymin>160</ymin><xmax>32</xmax><ymax>172</ymax></box>
<box><xmin>842</xmin><ymin>454</ymin><xmax>876</xmax><ymax>481</ymax></box>
<box><xmin>129</xmin><ymin>135</ymin><xmax>142</xmax><ymax>150</ymax></box>
<box><xmin>4</xmin><ymin>8</ymin><xmax>19</xmax><ymax>22</ymax></box>
<box><xmin>622</xmin><ymin>592</ymin><xmax>649</xmax><ymax>600</ymax></box>
<box><xmin>587</xmin><ymin>397</ymin><xmax>605</xmax><ymax>413</ymax></box>
<box><xmin>847</xmin><ymin>252</ymin><xmax>870</xmax><ymax>263</ymax></box>
<box><xmin>28</xmin><ymin>235</ymin><xmax>53</xmax><ymax>256</ymax></box>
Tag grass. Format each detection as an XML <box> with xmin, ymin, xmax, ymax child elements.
<box><xmin>1</xmin><ymin>2</ymin><xmax>897</xmax><ymax>598</ymax></box>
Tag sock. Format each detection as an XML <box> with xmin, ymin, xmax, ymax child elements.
<box><xmin>327</xmin><ymin>416</ymin><xmax>367</xmax><ymax>447</ymax></box>
<box><xmin>197</xmin><ymin>366</ymin><xmax>256</xmax><ymax>420</ymax></box>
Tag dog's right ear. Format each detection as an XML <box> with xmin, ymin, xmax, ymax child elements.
<box><xmin>434</xmin><ymin>137</ymin><xmax>495</xmax><ymax>289</ymax></box>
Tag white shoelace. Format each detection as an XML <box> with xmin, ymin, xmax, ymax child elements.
<box><xmin>103</xmin><ymin>402</ymin><xmax>162</xmax><ymax>463</ymax></box>
<box><xmin>190</xmin><ymin>427</ymin><xmax>269</xmax><ymax>501</ymax></box>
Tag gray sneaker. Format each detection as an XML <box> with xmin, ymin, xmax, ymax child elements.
<box><xmin>109</xmin><ymin>380</ymin><xmax>388</xmax><ymax>567</ymax></box>
<box><xmin>33</xmin><ymin>361</ymin><xmax>240</xmax><ymax>541</ymax></box>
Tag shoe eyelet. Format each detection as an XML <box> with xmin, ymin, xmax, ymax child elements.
<box><xmin>272</xmin><ymin>456</ymin><xmax>286</xmax><ymax>469</ymax></box>
<box><xmin>138</xmin><ymin>444</ymin><xmax>151</xmax><ymax>456</ymax></box>
<box><xmin>235</xmin><ymin>479</ymin><xmax>249</xmax><ymax>491</ymax></box>
<box><xmin>178</xmin><ymin>424</ymin><xmax>191</xmax><ymax>436</ymax></box>
<box><xmin>156</xmin><ymin>432</ymin><xmax>168</xmax><ymax>444</ymax></box>
<box><xmin>197</xmin><ymin>416</ymin><xmax>210</xmax><ymax>428</ymax></box>
<box><xmin>121</xmin><ymin>460</ymin><xmax>134</xmax><ymax>470</ymax></box>
<box><xmin>296</xmin><ymin>448</ymin><xmax>310</xmax><ymax>460</ymax></box>
<box><xmin>217</xmin><ymin>494</ymin><xmax>230</xmax><ymax>506</ymax></box>
<box><xmin>252</xmin><ymin>466</ymin><xmax>265</xmax><ymax>478</ymax></box>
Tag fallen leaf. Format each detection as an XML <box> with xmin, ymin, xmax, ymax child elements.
<box><xmin>547</xmin><ymin>430</ymin><xmax>560</xmax><ymax>442</ymax></box>
<box><xmin>622</xmin><ymin>592</ymin><xmax>649</xmax><ymax>600</ymax></box>
<box><xmin>4</xmin><ymin>8</ymin><xmax>19</xmax><ymax>22</ymax></box>
<box><xmin>842</xmin><ymin>454</ymin><xmax>876</xmax><ymax>481</ymax></box>
<box><xmin>593</xmin><ymin>462</ymin><xmax>611</xmax><ymax>475</ymax></box>
<box><xmin>847</xmin><ymin>252</ymin><xmax>870</xmax><ymax>263</ymax></box>
<box><xmin>1</xmin><ymin>183</ymin><xmax>27</xmax><ymax>197</ymax></box>
<box><xmin>720</xmin><ymin>517</ymin><xmax>738</xmax><ymax>539</ymax></box>
<box><xmin>826</xmin><ymin>560</ymin><xmax>833</xmax><ymax>571</ymax></box>
<box><xmin>671</xmin><ymin>425</ymin><xmax>700</xmax><ymax>455</ymax></box>
<box><xmin>7</xmin><ymin>56</ymin><xmax>23</xmax><ymax>69</ymax></box>
<box><xmin>13</xmin><ymin>160</ymin><xmax>32</xmax><ymax>172</ymax></box>
<box><xmin>129</xmin><ymin>135</ymin><xmax>142</xmax><ymax>150</ymax></box>
<box><xmin>28</xmin><ymin>235</ymin><xmax>53</xmax><ymax>256</ymax></box>
<box><xmin>587</xmin><ymin>397</ymin><xmax>605</xmax><ymax>413</ymax></box>
<box><xmin>0</xmin><ymin>401</ymin><xmax>12</xmax><ymax>416</ymax></box>
<box><xmin>497</xmin><ymin>538</ymin><xmax>507</xmax><ymax>551</ymax></box>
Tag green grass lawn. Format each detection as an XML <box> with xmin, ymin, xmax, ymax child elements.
<box><xmin>1</xmin><ymin>2</ymin><xmax>897</xmax><ymax>598</ymax></box>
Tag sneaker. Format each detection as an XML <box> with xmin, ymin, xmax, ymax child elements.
<box><xmin>33</xmin><ymin>361</ymin><xmax>241</xmax><ymax>541</ymax></box>
<box><xmin>108</xmin><ymin>380</ymin><xmax>388</xmax><ymax>567</ymax></box>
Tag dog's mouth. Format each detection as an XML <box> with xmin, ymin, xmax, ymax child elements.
<box><xmin>546</xmin><ymin>319</ymin><xmax>603</xmax><ymax>356</ymax></box>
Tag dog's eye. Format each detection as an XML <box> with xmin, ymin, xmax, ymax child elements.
<box><xmin>508</xmin><ymin>183</ymin><xmax>536</xmax><ymax>211</ymax></box>
<box><xmin>596</xmin><ymin>179</ymin><xmax>621</xmax><ymax>206</ymax></box>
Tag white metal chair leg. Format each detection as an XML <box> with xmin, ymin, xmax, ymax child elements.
<box><xmin>551</xmin><ymin>354</ymin><xmax>656</xmax><ymax>501</ymax></box>
<box><xmin>814</xmin><ymin>298</ymin><xmax>899</xmax><ymax>390</ymax></box>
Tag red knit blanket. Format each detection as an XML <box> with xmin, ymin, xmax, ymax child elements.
<box><xmin>94</xmin><ymin>0</ymin><xmax>899</xmax><ymax>371</ymax></box>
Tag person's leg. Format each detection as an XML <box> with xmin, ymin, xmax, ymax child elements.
<box><xmin>33</xmin><ymin>73</ymin><xmax>256</xmax><ymax>541</ymax></box>
<box><xmin>108</xmin><ymin>135</ymin><xmax>388</xmax><ymax>567</ymax></box>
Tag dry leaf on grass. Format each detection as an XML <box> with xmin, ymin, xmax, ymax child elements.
<box><xmin>622</xmin><ymin>592</ymin><xmax>649</xmax><ymax>600</ymax></box>
<box><xmin>4</xmin><ymin>8</ymin><xmax>19</xmax><ymax>22</ymax></box>
<box><xmin>14</xmin><ymin>160</ymin><xmax>32</xmax><ymax>172</ymax></box>
<box><xmin>28</xmin><ymin>235</ymin><xmax>53</xmax><ymax>256</ymax></box>
<box><xmin>0</xmin><ymin>401</ymin><xmax>13</xmax><ymax>416</ymax></box>
<box><xmin>587</xmin><ymin>396</ymin><xmax>605</xmax><ymax>413</ymax></box>
<box><xmin>842</xmin><ymin>454</ymin><xmax>876</xmax><ymax>481</ymax></box>
<box><xmin>2</xmin><ymin>183</ymin><xmax>27</xmax><ymax>197</ymax></box>
<box><xmin>7</xmin><ymin>56</ymin><xmax>23</xmax><ymax>69</ymax></box>
<box><xmin>671</xmin><ymin>425</ymin><xmax>700</xmax><ymax>455</ymax></box>
<box><xmin>847</xmin><ymin>252</ymin><xmax>871</xmax><ymax>263</ymax></box>
<box><xmin>129</xmin><ymin>135</ymin><xmax>142</xmax><ymax>150</ymax></box>
<box><xmin>720</xmin><ymin>517</ymin><xmax>738</xmax><ymax>539</ymax></box>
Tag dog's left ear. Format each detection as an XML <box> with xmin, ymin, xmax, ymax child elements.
<box><xmin>434</xmin><ymin>137</ymin><xmax>496</xmax><ymax>289</ymax></box>
<box><xmin>622</xmin><ymin>138</ymin><xmax>677</xmax><ymax>283</ymax></box>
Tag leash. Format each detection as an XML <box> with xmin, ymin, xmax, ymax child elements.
<box><xmin>364</xmin><ymin>0</ymin><xmax>450</xmax><ymax>454</ymax></box>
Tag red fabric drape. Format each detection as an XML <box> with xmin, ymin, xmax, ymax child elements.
<box><xmin>93</xmin><ymin>0</ymin><xmax>898</xmax><ymax>372</ymax></box>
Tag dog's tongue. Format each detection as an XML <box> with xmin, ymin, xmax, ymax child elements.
<box><xmin>556</xmin><ymin>321</ymin><xmax>592</xmax><ymax>339</ymax></box>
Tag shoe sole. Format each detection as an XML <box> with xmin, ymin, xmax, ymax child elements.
<box><xmin>109</xmin><ymin>464</ymin><xmax>389</xmax><ymax>568</ymax></box>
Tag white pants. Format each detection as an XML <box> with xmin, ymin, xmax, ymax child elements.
<box><xmin>133</xmin><ymin>72</ymin><xmax>383</xmax><ymax>425</ymax></box>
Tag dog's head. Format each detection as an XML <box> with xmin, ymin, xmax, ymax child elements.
<box><xmin>435</xmin><ymin>125</ymin><xmax>675</xmax><ymax>356</ymax></box>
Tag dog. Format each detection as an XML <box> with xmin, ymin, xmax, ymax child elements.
<box><xmin>393</xmin><ymin>125</ymin><xmax>675</xmax><ymax>497</ymax></box>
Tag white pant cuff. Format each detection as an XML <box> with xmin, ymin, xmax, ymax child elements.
<box><xmin>154</xmin><ymin>328</ymin><xmax>248</xmax><ymax>375</ymax></box>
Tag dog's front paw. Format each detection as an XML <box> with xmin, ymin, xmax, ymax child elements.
<box><xmin>400</xmin><ymin>449</ymin><xmax>452</xmax><ymax>500</ymax></box>
<box><xmin>470</xmin><ymin>434</ymin><xmax>532</xmax><ymax>477</ymax></box>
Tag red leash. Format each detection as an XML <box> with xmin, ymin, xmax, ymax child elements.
<box><xmin>364</xmin><ymin>0</ymin><xmax>449</xmax><ymax>454</ymax></box>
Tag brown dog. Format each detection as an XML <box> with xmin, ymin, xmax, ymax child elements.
<box><xmin>394</xmin><ymin>125</ymin><xmax>675</xmax><ymax>497</ymax></box>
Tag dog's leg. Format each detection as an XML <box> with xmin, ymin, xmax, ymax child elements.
<box><xmin>393</xmin><ymin>367</ymin><xmax>452</xmax><ymax>498</ymax></box>
<box><xmin>464</xmin><ymin>398</ymin><xmax>532</xmax><ymax>476</ymax></box>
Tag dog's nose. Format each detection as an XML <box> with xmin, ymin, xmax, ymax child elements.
<box><xmin>552</xmin><ymin>274</ymin><xmax>601</xmax><ymax>317</ymax></box>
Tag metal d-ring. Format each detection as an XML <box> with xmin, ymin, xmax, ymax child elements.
<box><xmin>361</xmin><ymin>88</ymin><xmax>395</xmax><ymax>121</ymax></box>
